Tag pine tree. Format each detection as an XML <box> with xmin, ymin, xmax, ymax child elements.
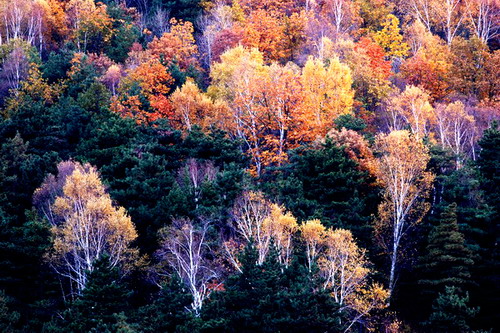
<box><xmin>46</xmin><ymin>254</ymin><xmax>133</xmax><ymax>332</ymax></box>
<box><xmin>201</xmin><ymin>242</ymin><xmax>344</xmax><ymax>332</ymax></box>
<box><xmin>425</xmin><ymin>286</ymin><xmax>479</xmax><ymax>333</ymax></box>
<box><xmin>138</xmin><ymin>275</ymin><xmax>195</xmax><ymax>332</ymax></box>
<box><xmin>0</xmin><ymin>290</ymin><xmax>20</xmax><ymax>333</ymax></box>
<box><xmin>477</xmin><ymin>120</ymin><xmax>500</xmax><ymax>220</ymax></box>
<box><xmin>418</xmin><ymin>203</ymin><xmax>475</xmax><ymax>298</ymax></box>
<box><xmin>472</xmin><ymin>121</ymin><xmax>500</xmax><ymax>330</ymax></box>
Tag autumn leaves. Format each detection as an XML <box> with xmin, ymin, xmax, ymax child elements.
<box><xmin>33</xmin><ymin>161</ymin><xmax>138</xmax><ymax>295</ymax></box>
<box><xmin>228</xmin><ymin>191</ymin><xmax>388</xmax><ymax>327</ymax></box>
<box><xmin>209</xmin><ymin>47</ymin><xmax>354</xmax><ymax>176</ymax></box>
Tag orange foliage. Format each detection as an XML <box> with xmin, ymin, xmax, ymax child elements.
<box><xmin>112</xmin><ymin>60</ymin><xmax>174</xmax><ymax>124</ymax></box>
<box><xmin>355</xmin><ymin>37</ymin><xmax>391</xmax><ymax>81</ymax></box>
<box><xmin>147</xmin><ymin>18</ymin><xmax>199</xmax><ymax>70</ymax></box>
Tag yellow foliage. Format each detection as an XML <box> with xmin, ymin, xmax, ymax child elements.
<box><xmin>374</xmin><ymin>14</ymin><xmax>409</xmax><ymax>59</ymax></box>
<box><xmin>43</xmin><ymin>162</ymin><xmax>138</xmax><ymax>293</ymax></box>
<box><xmin>301</xmin><ymin>56</ymin><xmax>354</xmax><ymax>137</ymax></box>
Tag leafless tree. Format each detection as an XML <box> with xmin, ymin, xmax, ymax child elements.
<box><xmin>157</xmin><ymin>219</ymin><xmax>219</xmax><ymax>314</ymax></box>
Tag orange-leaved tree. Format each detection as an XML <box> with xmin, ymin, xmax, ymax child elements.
<box><xmin>111</xmin><ymin>60</ymin><xmax>174</xmax><ymax>124</ymax></box>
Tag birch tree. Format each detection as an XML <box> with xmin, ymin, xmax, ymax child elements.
<box><xmin>231</xmin><ymin>191</ymin><xmax>271</xmax><ymax>265</ymax></box>
<box><xmin>300</xmin><ymin>219</ymin><xmax>326</xmax><ymax>272</ymax></box>
<box><xmin>156</xmin><ymin>219</ymin><xmax>218</xmax><ymax>315</ymax></box>
<box><xmin>386</xmin><ymin>85</ymin><xmax>435</xmax><ymax>139</ymax></box>
<box><xmin>35</xmin><ymin>161</ymin><xmax>138</xmax><ymax>296</ymax></box>
<box><xmin>434</xmin><ymin>101</ymin><xmax>476</xmax><ymax>167</ymax></box>
<box><xmin>372</xmin><ymin>130</ymin><xmax>434</xmax><ymax>298</ymax></box>
<box><xmin>465</xmin><ymin>0</ymin><xmax>500</xmax><ymax>43</ymax></box>
<box><xmin>262</xmin><ymin>204</ymin><xmax>298</xmax><ymax>268</ymax></box>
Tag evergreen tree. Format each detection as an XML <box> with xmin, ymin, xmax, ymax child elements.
<box><xmin>477</xmin><ymin>121</ymin><xmax>500</xmax><ymax>222</ymax></box>
<box><xmin>418</xmin><ymin>203</ymin><xmax>475</xmax><ymax>297</ymax></box>
<box><xmin>425</xmin><ymin>286</ymin><xmax>479</xmax><ymax>333</ymax></box>
<box><xmin>201</xmin><ymin>243</ymin><xmax>344</xmax><ymax>332</ymax></box>
<box><xmin>46</xmin><ymin>254</ymin><xmax>133</xmax><ymax>332</ymax></box>
<box><xmin>138</xmin><ymin>275</ymin><xmax>194</xmax><ymax>333</ymax></box>
<box><xmin>0</xmin><ymin>290</ymin><xmax>20</xmax><ymax>333</ymax></box>
<box><xmin>265</xmin><ymin>140</ymin><xmax>377</xmax><ymax>246</ymax></box>
<box><xmin>472</xmin><ymin>121</ymin><xmax>500</xmax><ymax>330</ymax></box>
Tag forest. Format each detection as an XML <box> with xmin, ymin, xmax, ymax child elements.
<box><xmin>0</xmin><ymin>0</ymin><xmax>498</xmax><ymax>332</ymax></box>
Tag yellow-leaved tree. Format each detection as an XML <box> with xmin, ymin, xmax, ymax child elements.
<box><xmin>301</xmin><ymin>56</ymin><xmax>354</xmax><ymax>139</ymax></box>
<box><xmin>34</xmin><ymin>161</ymin><xmax>138</xmax><ymax>296</ymax></box>
<box><xmin>262</xmin><ymin>204</ymin><xmax>298</xmax><ymax>268</ymax></box>
<box><xmin>372</xmin><ymin>130</ymin><xmax>434</xmax><ymax>298</ymax></box>
<box><xmin>300</xmin><ymin>219</ymin><xmax>388</xmax><ymax>330</ymax></box>
<box><xmin>386</xmin><ymin>85</ymin><xmax>435</xmax><ymax>139</ymax></box>
<box><xmin>170</xmin><ymin>78</ymin><xmax>226</xmax><ymax>132</ymax></box>
<box><xmin>374</xmin><ymin>14</ymin><xmax>409</xmax><ymax>60</ymax></box>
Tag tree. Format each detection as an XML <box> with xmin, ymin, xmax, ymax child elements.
<box><xmin>156</xmin><ymin>219</ymin><xmax>218</xmax><ymax>315</ymax></box>
<box><xmin>46</xmin><ymin>254</ymin><xmax>134</xmax><ymax>333</ymax></box>
<box><xmin>35</xmin><ymin>161</ymin><xmax>138</xmax><ymax>295</ymax></box>
<box><xmin>0</xmin><ymin>290</ymin><xmax>20</xmax><ymax>333</ymax></box>
<box><xmin>465</xmin><ymin>0</ymin><xmax>500</xmax><ymax>44</ymax></box>
<box><xmin>138</xmin><ymin>275</ymin><xmax>194</xmax><ymax>333</ymax></box>
<box><xmin>209</xmin><ymin>46</ymin><xmax>311</xmax><ymax>175</ymax></box>
<box><xmin>271</xmin><ymin>139</ymin><xmax>377</xmax><ymax>242</ymax></box>
<box><xmin>373</xmin><ymin>14</ymin><xmax>409</xmax><ymax>60</ymax></box>
<box><xmin>231</xmin><ymin>191</ymin><xmax>272</xmax><ymax>266</ymax></box>
<box><xmin>449</xmin><ymin>37</ymin><xmax>498</xmax><ymax>102</ymax></box>
<box><xmin>317</xmin><ymin>227</ymin><xmax>388</xmax><ymax>330</ymax></box>
<box><xmin>351</xmin><ymin>36</ymin><xmax>392</xmax><ymax>109</ymax></box>
<box><xmin>373</xmin><ymin>130</ymin><xmax>434</xmax><ymax>298</ymax></box>
<box><xmin>425</xmin><ymin>286</ymin><xmax>479</xmax><ymax>332</ymax></box>
<box><xmin>439</xmin><ymin>0</ymin><xmax>467</xmax><ymax>45</ymax></box>
<box><xmin>477</xmin><ymin>121</ymin><xmax>500</xmax><ymax>217</ymax></box>
<box><xmin>170</xmin><ymin>78</ymin><xmax>224</xmax><ymax>131</ymax></box>
<box><xmin>418</xmin><ymin>203</ymin><xmax>475</xmax><ymax>299</ymax></box>
<box><xmin>401</xmin><ymin>28</ymin><xmax>452</xmax><ymax>101</ymax></box>
<box><xmin>300</xmin><ymin>219</ymin><xmax>326</xmax><ymax>272</ymax></box>
<box><xmin>385</xmin><ymin>85</ymin><xmax>435</xmax><ymax>139</ymax></box>
<box><xmin>301</xmin><ymin>56</ymin><xmax>354</xmax><ymax>139</ymax></box>
<box><xmin>434</xmin><ymin>101</ymin><xmax>475</xmax><ymax>168</ymax></box>
<box><xmin>112</xmin><ymin>59</ymin><xmax>174</xmax><ymax>124</ymax></box>
<box><xmin>262</xmin><ymin>204</ymin><xmax>298</xmax><ymax>267</ymax></box>
<box><xmin>147</xmin><ymin>18</ymin><xmax>199</xmax><ymax>71</ymax></box>
<box><xmin>201</xmin><ymin>242</ymin><xmax>345</xmax><ymax>332</ymax></box>
<box><xmin>318</xmin><ymin>0</ymin><xmax>362</xmax><ymax>36</ymax></box>
<box><xmin>66</xmin><ymin>0</ymin><xmax>114</xmax><ymax>52</ymax></box>
<box><xmin>472</xmin><ymin>121</ymin><xmax>500</xmax><ymax>329</ymax></box>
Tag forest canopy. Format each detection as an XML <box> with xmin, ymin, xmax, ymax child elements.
<box><xmin>0</xmin><ymin>0</ymin><xmax>499</xmax><ymax>332</ymax></box>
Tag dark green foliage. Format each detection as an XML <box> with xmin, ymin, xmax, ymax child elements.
<box><xmin>0</xmin><ymin>290</ymin><xmax>20</xmax><ymax>333</ymax></box>
<box><xmin>105</xmin><ymin>3</ymin><xmax>141</xmax><ymax>63</ymax></box>
<box><xmin>151</xmin><ymin>0</ymin><xmax>202</xmax><ymax>23</ymax></box>
<box><xmin>471</xmin><ymin>122</ymin><xmax>500</xmax><ymax>330</ymax></box>
<box><xmin>424</xmin><ymin>286</ymin><xmax>479</xmax><ymax>333</ymax></box>
<box><xmin>418</xmin><ymin>203</ymin><xmax>475</xmax><ymax>299</ymax></box>
<box><xmin>334</xmin><ymin>114</ymin><xmax>367</xmax><ymax>132</ymax></box>
<box><xmin>46</xmin><ymin>254</ymin><xmax>133</xmax><ymax>333</ymax></box>
<box><xmin>265</xmin><ymin>140</ymin><xmax>377</xmax><ymax>243</ymax></box>
<box><xmin>138</xmin><ymin>275</ymin><xmax>194</xmax><ymax>333</ymax></box>
<box><xmin>77</xmin><ymin>81</ymin><xmax>112</xmax><ymax>113</ymax></box>
<box><xmin>0</xmin><ymin>134</ymin><xmax>54</xmax><ymax>217</ymax></box>
<box><xmin>201</xmin><ymin>243</ymin><xmax>344</xmax><ymax>333</ymax></box>
<box><xmin>93</xmin><ymin>126</ymin><xmax>246</xmax><ymax>253</ymax></box>
<box><xmin>42</xmin><ymin>50</ymin><xmax>73</xmax><ymax>83</ymax></box>
<box><xmin>0</xmin><ymin>209</ymin><xmax>56</xmax><ymax>331</ymax></box>
<box><xmin>477</xmin><ymin>121</ymin><xmax>500</xmax><ymax>220</ymax></box>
